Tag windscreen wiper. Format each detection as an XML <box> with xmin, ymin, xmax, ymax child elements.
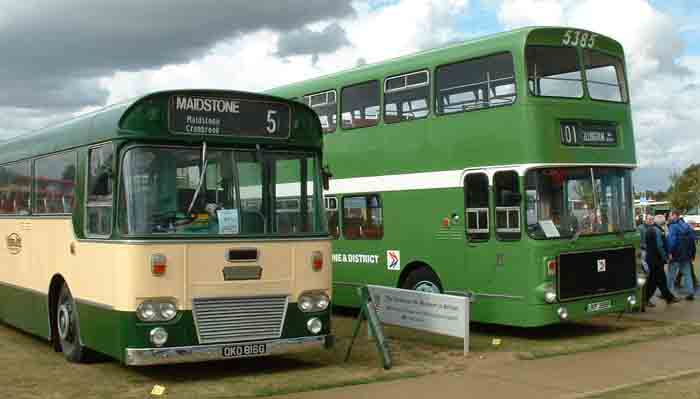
<box><xmin>187</xmin><ymin>141</ymin><xmax>208</xmax><ymax>215</ymax></box>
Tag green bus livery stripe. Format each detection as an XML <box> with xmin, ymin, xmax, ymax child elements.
<box><xmin>326</xmin><ymin>163</ymin><xmax>636</xmax><ymax>194</ymax></box>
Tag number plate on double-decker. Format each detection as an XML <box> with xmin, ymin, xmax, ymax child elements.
<box><xmin>586</xmin><ymin>300</ymin><xmax>611</xmax><ymax>312</ymax></box>
<box><xmin>221</xmin><ymin>343</ymin><xmax>268</xmax><ymax>358</ymax></box>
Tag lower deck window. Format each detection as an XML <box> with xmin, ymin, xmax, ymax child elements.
<box><xmin>342</xmin><ymin>194</ymin><xmax>383</xmax><ymax>240</ymax></box>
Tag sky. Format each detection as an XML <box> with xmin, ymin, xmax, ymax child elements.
<box><xmin>1</xmin><ymin>0</ymin><xmax>698</xmax><ymax>191</ymax></box>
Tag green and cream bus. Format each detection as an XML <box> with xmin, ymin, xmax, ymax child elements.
<box><xmin>0</xmin><ymin>90</ymin><xmax>333</xmax><ymax>365</ymax></box>
<box><xmin>269</xmin><ymin>27</ymin><xmax>642</xmax><ymax>327</ymax></box>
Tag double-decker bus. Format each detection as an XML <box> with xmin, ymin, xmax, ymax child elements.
<box><xmin>0</xmin><ymin>90</ymin><xmax>333</xmax><ymax>365</ymax></box>
<box><xmin>269</xmin><ymin>27</ymin><xmax>642</xmax><ymax>327</ymax></box>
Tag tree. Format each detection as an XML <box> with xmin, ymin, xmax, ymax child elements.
<box><xmin>669</xmin><ymin>164</ymin><xmax>700</xmax><ymax>213</ymax></box>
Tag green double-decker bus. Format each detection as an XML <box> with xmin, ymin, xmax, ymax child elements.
<box><xmin>269</xmin><ymin>27</ymin><xmax>642</xmax><ymax>327</ymax></box>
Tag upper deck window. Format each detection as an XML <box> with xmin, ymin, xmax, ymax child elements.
<box><xmin>436</xmin><ymin>53</ymin><xmax>516</xmax><ymax>114</ymax></box>
<box><xmin>341</xmin><ymin>81</ymin><xmax>380</xmax><ymax>129</ymax></box>
<box><xmin>384</xmin><ymin>70</ymin><xmax>430</xmax><ymax>123</ymax></box>
<box><xmin>527</xmin><ymin>46</ymin><xmax>583</xmax><ymax>98</ymax></box>
<box><xmin>304</xmin><ymin>90</ymin><xmax>337</xmax><ymax>133</ymax></box>
<box><xmin>584</xmin><ymin>49</ymin><xmax>628</xmax><ymax>102</ymax></box>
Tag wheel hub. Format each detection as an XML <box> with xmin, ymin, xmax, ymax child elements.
<box><xmin>414</xmin><ymin>280</ymin><xmax>440</xmax><ymax>293</ymax></box>
<box><xmin>58</xmin><ymin>304</ymin><xmax>72</xmax><ymax>341</ymax></box>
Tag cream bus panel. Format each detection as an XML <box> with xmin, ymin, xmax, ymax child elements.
<box><xmin>1</xmin><ymin>218</ymin><xmax>331</xmax><ymax>312</ymax></box>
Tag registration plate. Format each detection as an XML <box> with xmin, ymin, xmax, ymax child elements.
<box><xmin>222</xmin><ymin>343</ymin><xmax>268</xmax><ymax>358</ymax></box>
<box><xmin>586</xmin><ymin>300</ymin><xmax>611</xmax><ymax>312</ymax></box>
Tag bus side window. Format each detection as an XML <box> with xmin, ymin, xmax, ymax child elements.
<box><xmin>34</xmin><ymin>151</ymin><xmax>76</xmax><ymax>215</ymax></box>
<box><xmin>325</xmin><ymin>196</ymin><xmax>339</xmax><ymax>239</ymax></box>
<box><xmin>0</xmin><ymin>161</ymin><xmax>31</xmax><ymax>215</ymax></box>
<box><xmin>86</xmin><ymin>145</ymin><xmax>114</xmax><ymax>237</ymax></box>
<box><xmin>342</xmin><ymin>194</ymin><xmax>383</xmax><ymax>240</ymax></box>
<box><xmin>384</xmin><ymin>70</ymin><xmax>430</xmax><ymax>123</ymax></box>
<box><xmin>465</xmin><ymin>173</ymin><xmax>490</xmax><ymax>241</ymax></box>
<box><xmin>436</xmin><ymin>52</ymin><xmax>516</xmax><ymax>115</ymax></box>
<box><xmin>494</xmin><ymin>171</ymin><xmax>521</xmax><ymax>240</ymax></box>
<box><xmin>304</xmin><ymin>90</ymin><xmax>337</xmax><ymax>134</ymax></box>
<box><xmin>341</xmin><ymin>81</ymin><xmax>380</xmax><ymax>130</ymax></box>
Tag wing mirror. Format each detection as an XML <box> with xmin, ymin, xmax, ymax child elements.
<box><xmin>322</xmin><ymin>165</ymin><xmax>333</xmax><ymax>191</ymax></box>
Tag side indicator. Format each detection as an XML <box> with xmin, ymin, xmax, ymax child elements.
<box><xmin>547</xmin><ymin>260</ymin><xmax>557</xmax><ymax>276</ymax></box>
<box><xmin>151</xmin><ymin>254</ymin><xmax>167</xmax><ymax>276</ymax></box>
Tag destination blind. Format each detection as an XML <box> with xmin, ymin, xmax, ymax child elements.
<box><xmin>169</xmin><ymin>95</ymin><xmax>291</xmax><ymax>138</ymax></box>
<box><xmin>560</xmin><ymin>121</ymin><xmax>618</xmax><ymax>147</ymax></box>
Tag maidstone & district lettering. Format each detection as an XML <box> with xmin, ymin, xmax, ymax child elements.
<box><xmin>331</xmin><ymin>253</ymin><xmax>380</xmax><ymax>264</ymax></box>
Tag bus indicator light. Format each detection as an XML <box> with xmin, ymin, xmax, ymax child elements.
<box><xmin>312</xmin><ymin>251</ymin><xmax>323</xmax><ymax>271</ymax></box>
<box><xmin>151</xmin><ymin>254</ymin><xmax>167</xmax><ymax>276</ymax></box>
<box><xmin>547</xmin><ymin>260</ymin><xmax>557</xmax><ymax>276</ymax></box>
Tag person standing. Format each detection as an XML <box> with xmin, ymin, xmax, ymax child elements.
<box><xmin>638</xmin><ymin>215</ymin><xmax>653</xmax><ymax>274</ymax></box>
<box><xmin>667</xmin><ymin>210</ymin><xmax>698</xmax><ymax>300</ymax></box>
<box><xmin>645</xmin><ymin>214</ymin><xmax>679</xmax><ymax>306</ymax></box>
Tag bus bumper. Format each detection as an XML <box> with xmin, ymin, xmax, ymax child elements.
<box><xmin>124</xmin><ymin>335</ymin><xmax>331</xmax><ymax>366</ymax></box>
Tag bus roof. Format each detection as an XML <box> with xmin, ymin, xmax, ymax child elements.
<box><xmin>0</xmin><ymin>90</ymin><xmax>322</xmax><ymax>165</ymax></box>
<box><xmin>269</xmin><ymin>26</ymin><xmax>624</xmax><ymax>98</ymax></box>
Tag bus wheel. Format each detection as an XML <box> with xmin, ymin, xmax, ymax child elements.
<box><xmin>56</xmin><ymin>284</ymin><xmax>88</xmax><ymax>363</ymax></box>
<box><xmin>401</xmin><ymin>267</ymin><xmax>442</xmax><ymax>294</ymax></box>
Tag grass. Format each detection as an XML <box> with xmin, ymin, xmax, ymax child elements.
<box><xmin>2</xmin><ymin>309</ymin><xmax>700</xmax><ymax>398</ymax></box>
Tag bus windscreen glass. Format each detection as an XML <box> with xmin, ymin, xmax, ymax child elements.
<box><xmin>527</xmin><ymin>46</ymin><xmax>583</xmax><ymax>98</ymax></box>
<box><xmin>526</xmin><ymin>167</ymin><xmax>634</xmax><ymax>239</ymax></box>
<box><xmin>119</xmin><ymin>147</ymin><xmax>324</xmax><ymax>236</ymax></box>
<box><xmin>583</xmin><ymin>49</ymin><xmax>628</xmax><ymax>102</ymax></box>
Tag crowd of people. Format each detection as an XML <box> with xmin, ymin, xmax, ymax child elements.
<box><xmin>638</xmin><ymin>210</ymin><xmax>698</xmax><ymax>307</ymax></box>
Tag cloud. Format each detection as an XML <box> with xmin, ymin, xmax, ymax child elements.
<box><xmin>0</xmin><ymin>0</ymin><xmax>354</xmax><ymax>113</ymax></box>
<box><xmin>98</xmin><ymin>0</ymin><xmax>472</xmax><ymax>105</ymax></box>
<box><xmin>496</xmin><ymin>0</ymin><xmax>700</xmax><ymax>190</ymax></box>
<box><xmin>275</xmin><ymin>23</ymin><xmax>351</xmax><ymax>65</ymax></box>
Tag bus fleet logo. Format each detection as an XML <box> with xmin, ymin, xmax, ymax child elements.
<box><xmin>387</xmin><ymin>250</ymin><xmax>400</xmax><ymax>271</ymax></box>
<box><xmin>597</xmin><ymin>259</ymin><xmax>606</xmax><ymax>272</ymax></box>
<box><xmin>6</xmin><ymin>233</ymin><xmax>22</xmax><ymax>255</ymax></box>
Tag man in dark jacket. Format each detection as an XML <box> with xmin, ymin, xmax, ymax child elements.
<box><xmin>667</xmin><ymin>210</ymin><xmax>698</xmax><ymax>300</ymax></box>
<box><xmin>645</xmin><ymin>214</ymin><xmax>679</xmax><ymax>306</ymax></box>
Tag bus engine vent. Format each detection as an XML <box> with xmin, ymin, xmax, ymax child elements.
<box><xmin>192</xmin><ymin>296</ymin><xmax>288</xmax><ymax>344</ymax></box>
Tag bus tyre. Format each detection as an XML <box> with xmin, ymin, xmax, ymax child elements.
<box><xmin>56</xmin><ymin>284</ymin><xmax>88</xmax><ymax>363</ymax></box>
<box><xmin>401</xmin><ymin>267</ymin><xmax>442</xmax><ymax>294</ymax></box>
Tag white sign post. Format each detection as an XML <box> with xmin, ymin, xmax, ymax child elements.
<box><xmin>366</xmin><ymin>285</ymin><xmax>470</xmax><ymax>355</ymax></box>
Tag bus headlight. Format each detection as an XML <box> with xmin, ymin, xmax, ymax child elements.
<box><xmin>306</xmin><ymin>317</ymin><xmax>323</xmax><ymax>334</ymax></box>
<box><xmin>160</xmin><ymin>302</ymin><xmax>178</xmax><ymax>321</ymax></box>
<box><xmin>557</xmin><ymin>307</ymin><xmax>569</xmax><ymax>320</ymax></box>
<box><xmin>137</xmin><ymin>302</ymin><xmax>157</xmax><ymax>321</ymax></box>
<box><xmin>137</xmin><ymin>299</ymin><xmax>178</xmax><ymax>322</ymax></box>
<box><xmin>150</xmin><ymin>327</ymin><xmax>168</xmax><ymax>347</ymax></box>
<box><xmin>298</xmin><ymin>292</ymin><xmax>330</xmax><ymax>312</ymax></box>
<box><xmin>298</xmin><ymin>295</ymin><xmax>314</xmax><ymax>312</ymax></box>
<box><xmin>313</xmin><ymin>293</ymin><xmax>330</xmax><ymax>311</ymax></box>
<box><xmin>637</xmin><ymin>274</ymin><xmax>647</xmax><ymax>287</ymax></box>
<box><xmin>544</xmin><ymin>291</ymin><xmax>557</xmax><ymax>304</ymax></box>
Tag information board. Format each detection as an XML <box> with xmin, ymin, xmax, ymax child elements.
<box><xmin>367</xmin><ymin>285</ymin><xmax>470</xmax><ymax>354</ymax></box>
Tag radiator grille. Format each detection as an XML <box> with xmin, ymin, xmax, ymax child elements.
<box><xmin>192</xmin><ymin>296</ymin><xmax>288</xmax><ymax>344</ymax></box>
<box><xmin>557</xmin><ymin>247</ymin><xmax>636</xmax><ymax>301</ymax></box>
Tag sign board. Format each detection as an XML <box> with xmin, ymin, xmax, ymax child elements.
<box><xmin>367</xmin><ymin>285</ymin><xmax>470</xmax><ymax>354</ymax></box>
<box><xmin>560</xmin><ymin>121</ymin><xmax>617</xmax><ymax>147</ymax></box>
<box><xmin>169</xmin><ymin>95</ymin><xmax>291</xmax><ymax>138</ymax></box>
